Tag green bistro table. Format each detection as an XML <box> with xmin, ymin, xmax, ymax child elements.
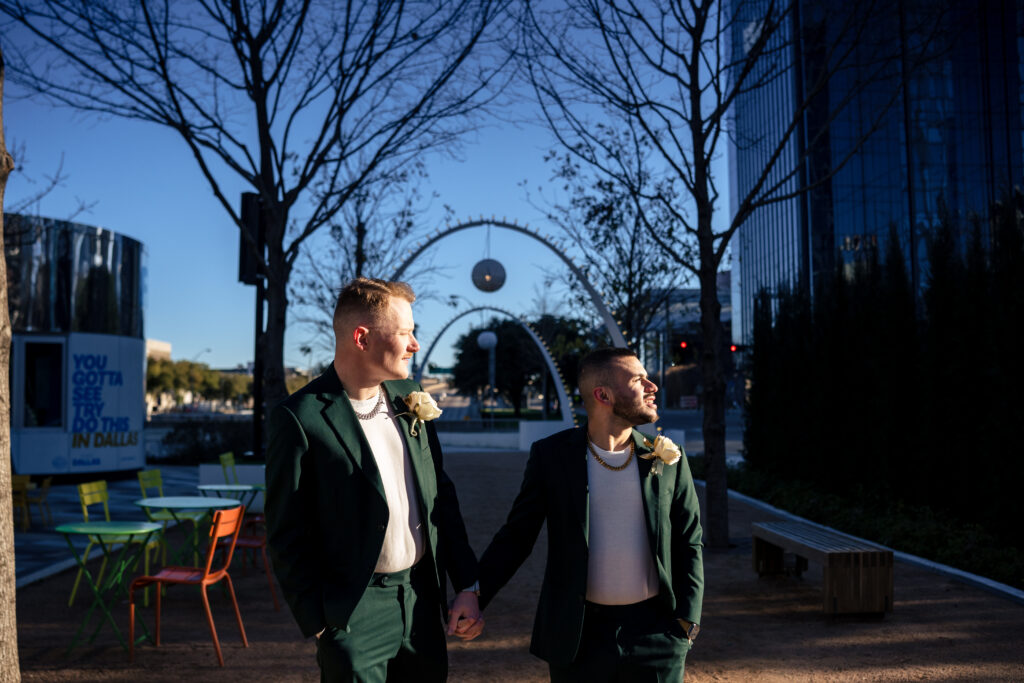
<box><xmin>56</xmin><ymin>521</ymin><xmax>163</xmax><ymax>653</ymax></box>
<box><xmin>197</xmin><ymin>483</ymin><xmax>265</xmax><ymax>511</ymax></box>
<box><xmin>134</xmin><ymin>496</ymin><xmax>241</xmax><ymax>565</ymax></box>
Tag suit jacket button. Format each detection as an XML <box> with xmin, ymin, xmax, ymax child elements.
<box><xmin>378</xmin><ymin>523</ymin><xmax>386</xmax><ymax>531</ymax></box>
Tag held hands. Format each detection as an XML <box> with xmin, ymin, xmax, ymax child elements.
<box><xmin>447</xmin><ymin>591</ymin><xmax>484</xmax><ymax>641</ymax></box>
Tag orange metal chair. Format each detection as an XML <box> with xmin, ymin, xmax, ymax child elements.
<box><xmin>128</xmin><ymin>505</ymin><xmax>249</xmax><ymax>667</ymax></box>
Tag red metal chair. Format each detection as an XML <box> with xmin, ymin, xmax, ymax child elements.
<box><xmin>218</xmin><ymin>529</ymin><xmax>280</xmax><ymax>611</ymax></box>
<box><xmin>128</xmin><ymin>505</ymin><xmax>248</xmax><ymax>667</ymax></box>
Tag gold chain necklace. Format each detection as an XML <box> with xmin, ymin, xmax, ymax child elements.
<box><xmin>587</xmin><ymin>437</ymin><xmax>635</xmax><ymax>472</ymax></box>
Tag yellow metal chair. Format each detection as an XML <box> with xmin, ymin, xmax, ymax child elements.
<box><xmin>68</xmin><ymin>480</ymin><xmax>161</xmax><ymax>607</ymax></box>
<box><xmin>218</xmin><ymin>452</ymin><xmax>265</xmax><ymax>533</ymax></box>
<box><xmin>26</xmin><ymin>476</ymin><xmax>54</xmax><ymax>527</ymax></box>
<box><xmin>137</xmin><ymin>468</ymin><xmax>204</xmax><ymax>565</ymax></box>
<box><xmin>218</xmin><ymin>452</ymin><xmax>238</xmax><ymax>484</ymax></box>
<box><xmin>11</xmin><ymin>475</ymin><xmax>32</xmax><ymax>531</ymax></box>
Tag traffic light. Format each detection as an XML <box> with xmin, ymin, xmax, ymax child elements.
<box><xmin>670</xmin><ymin>335</ymin><xmax>695</xmax><ymax>365</ymax></box>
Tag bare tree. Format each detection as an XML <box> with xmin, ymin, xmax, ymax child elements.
<box><xmin>4</xmin><ymin>147</ymin><xmax>95</xmax><ymax>220</ymax></box>
<box><xmin>290</xmin><ymin>162</ymin><xmax>448</xmax><ymax>358</ymax></box>
<box><xmin>0</xmin><ymin>43</ymin><xmax>23</xmax><ymax>683</ymax></box>
<box><xmin>0</xmin><ymin>0</ymin><xmax>511</xmax><ymax>404</ymax></box>
<box><xmin>520</xmin><ymin>0</ymin><xmax>944</xmax><ymax>547</ymax></box>
<box><xmin>531</xmin><ymin>137</ymin><xmax>688</xmax><ymax>349</ymax></box>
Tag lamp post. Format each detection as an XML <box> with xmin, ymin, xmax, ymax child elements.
<box><xmin>477</xmin><ymin>331</ymin><xmax>497</xmax><ymax>427</ymax></box>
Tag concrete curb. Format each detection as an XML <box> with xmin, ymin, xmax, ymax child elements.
<box><xmin>696</xmin><ymin>480</ymin><xmax>1024</xmax><ymax>607</ymax></box>
<box><xmin>16</xmin><ymin>558</ymin><xmax>80</xmax><ymax>590</ymax></box>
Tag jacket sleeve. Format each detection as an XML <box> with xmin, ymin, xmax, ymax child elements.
<box><xmin>426</xmin><ymin>419</ymin><xmax>479</xmax><ymax>593</ymax></box>
<box><xmin>670</xmin><ymin>454</ymin><xmax>704</xmax><ymax>625</ymax></box>
<box><xmin>265</xmin><ymin>403</ymin><xmax>326</xmax><ymax>637</ymax></box>
<box><xmin>477</xmin><ymin>442</ymin><xmax>547</xmax><ymax>610</ymax></box>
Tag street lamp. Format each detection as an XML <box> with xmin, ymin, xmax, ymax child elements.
<box><xmin>192</xmin><ymin>348</ymin><xmax>212</xmax><ymax>362</ymax></box>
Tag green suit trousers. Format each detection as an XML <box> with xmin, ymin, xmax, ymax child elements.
<box><xmin>548</xmin><ymin>598</ymin><xmax>691</xmax><ymax>683</ymax></box>
<box><xmin>315</xmin><ymin>563</ymin><xmax>446</xmax><ymax>683</ymax></box>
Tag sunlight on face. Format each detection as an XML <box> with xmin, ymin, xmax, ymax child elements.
<box><xmin>365</xmin><ymin>297</ymin><xmax>420</xmax><ymax>381</ymax></box>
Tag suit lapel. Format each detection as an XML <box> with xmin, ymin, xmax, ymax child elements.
<box><xmin>383</xmin><ymin>382</ymin><xmax>437</xmax><ymax>504</ymax></box>
<box><xmin>316</xmin><ymin>368</ymin><xmax>385</xmax><ymax>500</ymax></box>
<box><xmin>634</xmin><ymin>429</ymin><xmax>662</xmax><ymax>556</ymax></box>
<box><xmin>566</xmin><ymin>425</ymin><xmax>590</xmax><ymax>541</ymax></box>
<box><xmin>380</xmin><ymin>382</ymin><xmax>436</xmax><ymax>536</ymax></box>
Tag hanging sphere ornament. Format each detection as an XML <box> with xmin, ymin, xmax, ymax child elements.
<box><xmin>472</xmin><ymin>258</ymin><xmax>506</xmax><ymax>292</ymax></box>
<box><xmin>477</xmin><ymin>331</ymin><xmax>498</xmax><ymax>350</ymax></box>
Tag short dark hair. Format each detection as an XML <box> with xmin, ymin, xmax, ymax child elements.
<box><xmin>577</xmin><ymin>347</ymin><xmax>637</xmax><ymax>389</ymax></box>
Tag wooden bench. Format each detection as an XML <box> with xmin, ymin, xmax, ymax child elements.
<box><xmin>752</xmin><ymin>521</ymin><xmax>894</xmax><ymax>615</ymax></box>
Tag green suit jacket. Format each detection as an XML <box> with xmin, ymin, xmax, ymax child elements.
<box><xmin>265</xmin><ymin>368</ymin><xmax>478</xmax><ymax>638</ymax></box>
<box><xmin>478</xmin><ymin>424</ymin><xmax>704</xmax><ymax>665</ymax></box>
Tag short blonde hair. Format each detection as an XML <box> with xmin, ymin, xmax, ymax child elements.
<box><xmin>332</xmin><ymin>278</ymin><xmax>415</xmax><ymax>336</ymax></box>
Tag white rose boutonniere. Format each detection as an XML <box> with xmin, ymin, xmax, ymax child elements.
<box><xmin>400</xmin><ymin>391</ymin><xmax>443</xmax><ymax>436</ymax></box>
<box><xmin>640</xmin><ymin>434</ymin><xmax>683</xmax><ymax>475</ymax></box>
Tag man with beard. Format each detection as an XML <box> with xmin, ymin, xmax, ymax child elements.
<box><xmin>477</xmin><ymin>347</ymin><xmax>704</xmax><ymax>682</ymax></box>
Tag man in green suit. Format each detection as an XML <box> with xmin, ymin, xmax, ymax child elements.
<box><xmin>266</xmin><ymin>278</ymin><xmax>483</xmax><ymax>682</ymax></box>
<box><xmin>479</xmin><ymin>347</ymin><xmax>704</xmax><ymax>682</ymax></box>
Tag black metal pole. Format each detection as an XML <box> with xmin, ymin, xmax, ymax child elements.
<box><xmin>240</xmin><ymin>191</ymin><xmax>266</xmax><ymax>460</ymax></box>
<box><xmin>253</xmin><ymin>275</ymin><xmax>264</xmax><ymax>460</ymax></box>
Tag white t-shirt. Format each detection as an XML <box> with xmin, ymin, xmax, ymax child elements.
<box><xmin>350</xmin><ymin>390</ymin><xmax>426</xmax><ymax>573</ymax></box>
<box><xmin>585</xmin><ymin>441</ymin><xmax>660</xmax><ymax>605</ymax></box>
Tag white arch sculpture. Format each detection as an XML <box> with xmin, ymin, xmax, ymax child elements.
<box><xmin>415</xmin><ymin>305</ymin><xmax>576</xmax><ymax>425</ymax></box>
<box><xmin>390</xmin><ymin>218</ymin><xmax>628</xmax><ymax>348</ymax></box>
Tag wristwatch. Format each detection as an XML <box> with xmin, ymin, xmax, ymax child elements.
<box><xmin>679</xmin><ymin>619</ymin><xmax>700</xmax><ymax>642</ymax></box>
<box><xmin>461</xmin><ymin>580</ymin><xmax>481</xmax><ymax>597</ymax></box>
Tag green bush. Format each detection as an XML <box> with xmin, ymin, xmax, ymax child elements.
<box><xmin>745</xmin><ymin>192</ymin><xmax>1024</xmax><ymax>552</ymax></box>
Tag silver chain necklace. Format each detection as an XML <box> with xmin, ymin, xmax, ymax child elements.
<box><xmin>353</xmin><ymin>386</ymin><xmax>386</xmax><ymax>421</ymax></box>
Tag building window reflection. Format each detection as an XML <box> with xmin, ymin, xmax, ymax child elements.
<box><xmin>23</xmin><ymin>341</ymin><xmax>64</xmax><ymax>428</ymax></box>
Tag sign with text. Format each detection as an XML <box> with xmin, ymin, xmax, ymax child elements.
<box><xmin>65</xmin><ymin>333</ymin><xmax>145</xmax><ymax>472</ymax></box>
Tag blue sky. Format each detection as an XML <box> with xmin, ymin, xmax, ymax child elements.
<box><xmin>4</xmin><ymin>91</ymin><xmax>586</xmax><ymax>371</ymax></box>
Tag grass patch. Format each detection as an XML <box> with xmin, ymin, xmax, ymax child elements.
<box><xmin>689</xmin><ymin>456</ymin><xmax>1024</xmax><ymax>591</ymax></box>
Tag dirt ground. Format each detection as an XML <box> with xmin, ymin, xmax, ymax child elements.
<box><xmin>16</xmin><ymin>451</ymin><xmax>1024</xmax><ymax>682</ymax></box>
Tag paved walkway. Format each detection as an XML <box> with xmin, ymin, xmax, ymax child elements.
<box><xmin>13</xmin><ymin>466</ymin><xmax>200</xmax><ymax>587</ymax></box>
<box><xmin>13</xmin><ymin>451</ymin><xmax>1024</xmax><ymax>681</ymax></box>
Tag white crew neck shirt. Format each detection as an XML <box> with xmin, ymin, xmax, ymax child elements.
<box><xmin>350</xmin><ymin>389</ymin><xmax>425</xmax><ymax>573</ymax></box>
<box><xmin>585</xmin><ymin>440</ymin><xmax>660</xmax><ymax>605</ymax></box>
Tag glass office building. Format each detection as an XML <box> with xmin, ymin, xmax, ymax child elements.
<box><xmin>730</xmin><ymin>0</ymin><xmax>1023</xmax><ymax>342</ymax></box>
<box><xmin>5</xmin><ymin>214</ymin><xmax>147</xmax><ymax>474</ymax></box>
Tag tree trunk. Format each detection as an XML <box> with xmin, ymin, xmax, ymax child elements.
<box><xmin>0</xmin><ymin>46</ymin><xmax>24</xmax><ymax>683</ymax></box>
<box><xmin>698</xmin><ymin>253</ymin><xmax>730</xmax><ymax>550</ymax></box>
<box><xmin>261</xmin><ymin>206</ymin><xmax>291</xmax><ymax>408</ymax></box>
<box><xmin>263</xmin><ymin>268</ymin><xmax>289</xmax><ymax>408</ymax></box>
